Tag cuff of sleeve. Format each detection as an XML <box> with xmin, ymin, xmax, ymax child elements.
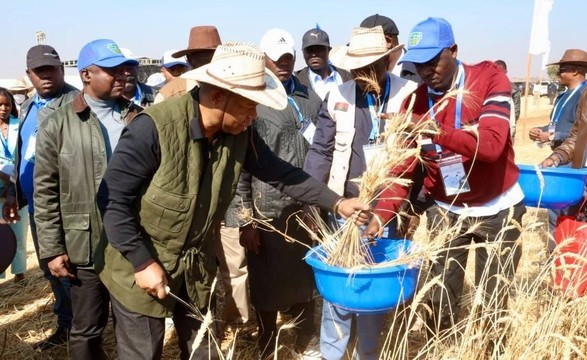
<box><xmin>318</xmin><ymin>187</ymin><xmax>341</xmax><ymax>213</ymax></box>
<box><xmin>551</xmin><ymin>152</ymin><xmax>566</xmax><ymax>164</ymax></box>
<box><xmin>38</xmin><ymin>248</ymin><xmax>67</xmax><ymax>260</ymax></box>
<box><xmin>125</xmin><ymin>243</ymin><xmax>153</xmax><ymax>269</ymax></box>
<box><xmin>225</xmin><ymin>204</ymin><xmax>253</xmax><ymax>227</ymax></box>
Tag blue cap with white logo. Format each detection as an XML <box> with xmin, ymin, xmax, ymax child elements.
<box><xmin>399</xmin><ymin>17</ymin><xmax>455</xmax><ymax>64</ymax></box>
<box><xmin>77</xmin><ymin>39</ymin><xmax>139</xmax><ymax>71</ymax></box>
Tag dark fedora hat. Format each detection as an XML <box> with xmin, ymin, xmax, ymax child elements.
<box><xmin>172</xmin><ymin>26</ymin><xmax>222</xmax><ymax>58</ymax></box>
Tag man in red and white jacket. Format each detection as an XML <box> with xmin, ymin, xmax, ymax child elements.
<box><xmin>365</xmin><ymin>17</ymin><xmax>526</xmax><ymax>345</ymax></box>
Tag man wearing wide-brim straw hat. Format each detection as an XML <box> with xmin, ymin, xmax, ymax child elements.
<box><xmin>304</xmin><ymin>26</ymin><xmax>417</xmax><ymax>360</ymax></box>
<box><xmin>96</xmin><ymin>42</ymin><xmax>371</xmax><ymax>359</ymax></box>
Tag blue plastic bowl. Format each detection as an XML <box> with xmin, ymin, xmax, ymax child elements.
<box><xmin>305</xmin><ymin>239</ymin><xmax>419</xmax><ymax>314</ymax></box>
<box><xmin>517</xmin><ymin>164</ymin><xmax>587</xmax><ymax>210</ymax></box>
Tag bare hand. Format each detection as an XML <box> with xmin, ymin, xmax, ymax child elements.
<box><xmin>364</xmin><ymin>214</ymin><xmax>385</xmax><ymax>239</ymax></box>
<box><xmin>2</xmin><ymin>195</ymin><xmax>20</xmax><ymax>224</ymax></box>
<box><xmin>529</xmin><ymin>128</ymin><xmax>550</xmax><ymax>143</ymax></box>
<box><xmin>540</xmin><ymin>157</ymin><xmax>557</xmax><ymax>168</ymax></box>
<box><xmin>239</xmin><ymin>225</ymin><xmax>260</xmax><ymax>254</ymax></box>
<box><xmin>47</xmin><ymin>254</ymin><xmax>76</xmax><ymax>279</ymax></box>
<box><xmin>336</xmin><ymin>198</ymin><xmax>371</xmax><ymax>226</ymax></box>
<box><xmin>134</xmin><ymin>259</ymin><xmax>168</xmax><ymax>299</ymax></box>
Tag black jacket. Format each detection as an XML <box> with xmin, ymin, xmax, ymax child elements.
<box><xmin>226</xmin><ymin>76</ymin><xmax>323</xmax><ymax>226</ymax></box>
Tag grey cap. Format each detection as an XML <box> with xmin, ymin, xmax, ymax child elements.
<box><xmin>301</xmin><ymin>28</ymin><xmax>330</xmax><ymax>50</ymax></box>
<box><xmin>26</xmin><ymin>44</ymin><xmax>62</xmax><ymax>69</ymax></box>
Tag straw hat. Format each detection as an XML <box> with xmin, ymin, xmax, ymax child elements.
<box><xmin>329</xmin><ymin>26</ymin><xmax>403</xmax><ymax>70</ymax></box>
<box><xmin>4</xmin><ymin>77</ymin><xmax>32</xmax><ymax>92</ymax></box>
<box><xmin>546</xmin><ymin>49</ymin><xmax>587</xmax><ymax>68</ymax></box>
<box><xmin>182</xmin><ymin>42</ymin><xmax>287</xmax><ymax>110</ymax></box>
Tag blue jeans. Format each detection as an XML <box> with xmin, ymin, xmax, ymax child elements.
<box><xmin>30</xmin><ymin>215</ymin><xmax>73</xmax><ymax>329</ymax></box>
<box><xmin>319</xmin><ymin>216</ymin><xmax>396</xmax><ymax>360</ymax></box>
<box><xmin>320</xmin><ymin>301</ymin><xmax>385</xmax><ymax>360</ymax></box>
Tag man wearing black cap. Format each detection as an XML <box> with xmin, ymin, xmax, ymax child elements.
<box><xmin>3</xmin><ymin>44</ymin><xmax>78</xmax><ymax>351</ymax></box>
<box><xmin>360</xmin><ymin>14</ymin><xmax>422</xmax><ymax>84</ymax></box>
<box><xmin>295</xmin><ymin>27</ymin><xmax>351</xmax><ymax>100</ymax></box>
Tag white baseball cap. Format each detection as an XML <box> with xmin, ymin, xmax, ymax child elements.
<box><xmin>162</xmin><ymin>50</ymin><xmax>188</xmax><ymax>68</ymax></box>
<box><xmin>259</xmin><ymin>28</ymin><xmax>295</xmax><ymax>61</ymax></box>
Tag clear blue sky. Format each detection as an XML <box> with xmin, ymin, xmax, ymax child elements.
<box><xmin>2</xmin><ymin>0</ymin><xmax>583</xmax><ymax>80</ymax></box>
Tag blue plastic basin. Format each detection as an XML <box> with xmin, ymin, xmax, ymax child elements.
<box><xmin>517</xmin><ymin>164</ymin><xmax>587</xmax><ymax>210</ymax></box>
<box><xmin>305</xmin><ymin>239</ymin><xmax>419</xmax><ymax>314</ymax></box>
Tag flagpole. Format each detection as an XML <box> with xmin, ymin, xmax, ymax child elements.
<box><xmin>522</xmin><ymin>54</ymin><xmax>533</xmax><ymax>143</ymax></box>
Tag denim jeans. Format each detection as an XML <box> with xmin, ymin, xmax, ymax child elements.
<box><xmin>319</xmin><ymin>216</ymin><xmax>396</xmax><ymax>360</ymax></box>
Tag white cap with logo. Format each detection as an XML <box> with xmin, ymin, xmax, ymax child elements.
<box><xmin>260</xmin><ymin>28</ymin><xmax>295</xmax><ymax>61</ymax></box>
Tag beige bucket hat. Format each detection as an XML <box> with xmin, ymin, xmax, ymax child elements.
<box><xmin>330</xmin><ymin>26</ymin><xmax>403</xmax><ymax>70</ymax></box>
<box><xmin>182</xmin><ymin>42</ymin><xmax>287</xmax><ymax>110</ymax></box>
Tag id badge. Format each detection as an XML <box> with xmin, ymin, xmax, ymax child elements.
<box><xmin>363</xmin><ymin>143</ymin><xmax>386</xmax><ymax>168</ymax></box>
<box><xmin>300</xmin><ymin>118</ymin><xmax>316</xmax><ymax>144</ymax></box>
<box><xmin>438</xmin><ymin>154</ymin><xmax>471</xmax><ymax>196</ymax></box>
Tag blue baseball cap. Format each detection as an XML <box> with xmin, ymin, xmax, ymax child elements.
<box><xmin>77</xmin><ymin>39</ymin><xmax>139</xmax><ymax>71</ymax></box>
<box><xmin>400</xmin><ymin>17</ymin><xmax>455</xmax><ymax>64</ymax></box>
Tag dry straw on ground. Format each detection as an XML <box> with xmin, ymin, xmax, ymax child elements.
<box><xmin>2</xmin><ymin>96</ymin><xmax>587</xmax><ymax>359</ymax></box>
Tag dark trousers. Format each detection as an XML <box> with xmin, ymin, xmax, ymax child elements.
<box><xmin>111</xmin><ymin>281</ymin><xmax>219</xmax><ymax>360</ymax></box>
<box><xmin>256</xmin><ymin>300</ymin><xmax>316</xmax><ymax>358</ymax></box>
<box><xmin>70</xmin><ymin>268</ymin><xmax>110</xmax><ymax>359</ymax></box>
<box><xmin>30</xmin><ymin>215</ymin><xmax>73</xmax><ymax>329</ymax></box>
<box><xmin>424</xmin><ymin>201</ymin><xmax>526</xmax><ymax>336</ymax></box>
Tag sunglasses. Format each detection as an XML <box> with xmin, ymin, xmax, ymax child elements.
<box><xmin>558</xmin><ymin>67</ymin><xmax>575</xmax><ymax>74</ymax></box>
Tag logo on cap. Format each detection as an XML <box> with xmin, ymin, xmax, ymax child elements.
<box><xmin>107</xmin><ymin>43</ymin><xmax>122</xmax><ymax>54</ymax></box>
<box><xmin>408</xmin><ymin>32</ymin><xmax>423</xmax><ymax>47</ymax></box>
<box><xmin>310</xmin><ymin>32</ymin><xmax>319</xmax><ymax>38</ymax></box>
<box><xmin>277</xmin><ymin>37</ymin><xmax>288</xmax><ymax>44</ymax></box>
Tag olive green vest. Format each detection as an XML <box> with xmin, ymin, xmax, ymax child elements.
<box><xmin>96</xmin><ymin>92</ymin><xmax>248</xmax><ymax>317</ymax></box>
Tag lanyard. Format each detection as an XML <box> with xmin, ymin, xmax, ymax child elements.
<box><xmin>550</xmin><ymin>81</ymin><xmax>586</xmax><ymax>125</ymax></box>
<box><xmin>284</xmin><ymin>78</ymin><xmax>305</xmax><ymax>124</ymax></box>
<box><xmin>367</xmin><ymin>74</ymin><xmax>391</xmax><ymax>141</ymax></box>
<box><xmin>426</xmin><ymin>61</ymin><xmax>465</xmax><ymax>157</ymax></box>
<box><xmin>428</xmin><ymin>61</ymin><xmax>465</xmax><ymax>129</ymax></box>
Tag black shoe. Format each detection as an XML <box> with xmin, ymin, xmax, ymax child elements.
<box><xmin>33</xmin><ymin>327</ymin><xmax>69</xmax><ymax>351</ymax></box>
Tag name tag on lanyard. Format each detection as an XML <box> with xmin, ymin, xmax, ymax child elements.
<box><xmin>438</xmin><ymin>154</ymin><xmax>470</xmax><ymax>196</ymax></box>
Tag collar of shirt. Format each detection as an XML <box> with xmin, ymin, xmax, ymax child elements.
<box><xmin>132</xmin><ymin>84</ymin><xmax>144</xmax><ymax>106</ymax></box>
<box><xmin>189</xmin><ymin>88</ymin><xmax>206</xmax><ymax>140</ymax></box>
<box><xmin>309</xmin><ymin>65</ymin><xmax>340</xmax><ymax>86</ymax></box>
<box><xmin>33</xmin><ymin>93</ymin><xmax>52</xmax><ymax>108</ymax></box>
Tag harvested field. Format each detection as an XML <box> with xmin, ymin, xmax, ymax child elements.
<box><xmin>0</xmin><ymin>96</ymin><xmax>566</xmax><ymax>359</ymax></box>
